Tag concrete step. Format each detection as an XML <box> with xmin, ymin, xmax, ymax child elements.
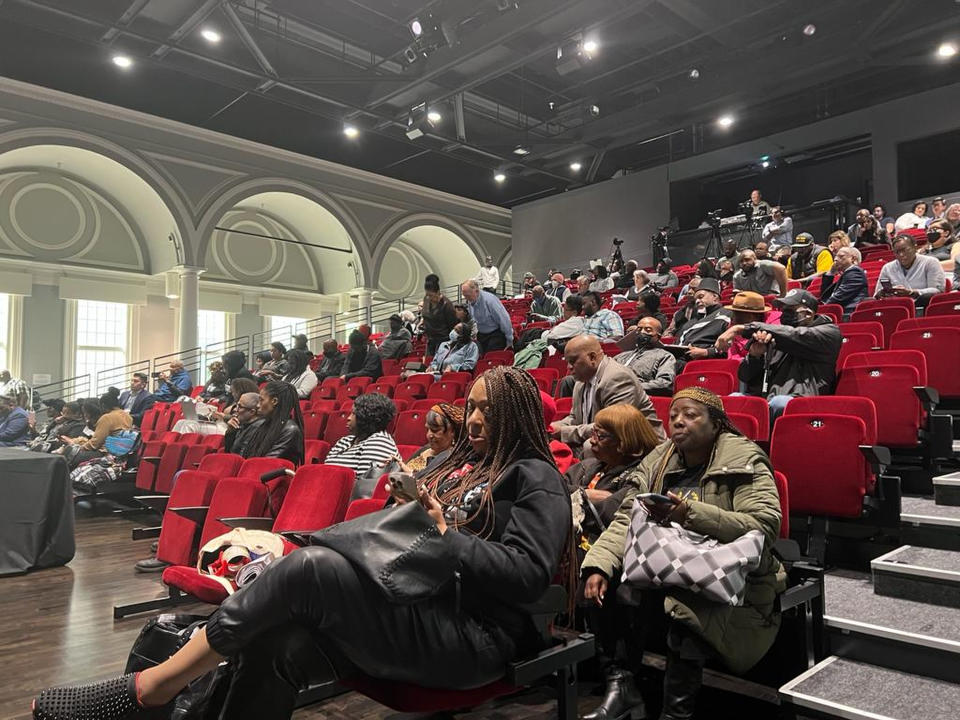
<box><xmin>934</xmin><ymin>471</ymin><xmax>960</xmax><ymax>506</ymax></box>
<box><xmin>900</xmin><ymin>494</ymin><xmax>960</xmax><ymax>529</ymax></box>
<box><xmin>872</xmin><ymin>545</ymin><xmax>960</xmax><ymax>609</ymax></box>
<box><xmin>780</xmin><ymin>656</ymin><xmax>960</xmax><ymax>719</ymax></box>
<box><xmin>824</xmin><ymin>570</ymin><xmax>960</xmax><ymax>683</ymax></box>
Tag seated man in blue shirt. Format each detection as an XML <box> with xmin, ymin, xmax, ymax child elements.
<box><xmin>460</xmin><ymin>279</ymin><xmax>514</xmax><ymax>354</ymax></box>
<box><xmin>0</xmin><ymin>393</ymin><xmax>30</xmax><ymax>446</ymax></box>
<box><xmin>153</xmin><ymin>360</ymin><xmax>193</xmax><ymax>402</ymax></box>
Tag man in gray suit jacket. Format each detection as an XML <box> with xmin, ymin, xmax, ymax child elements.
<box><xmin>549</xmin><ymin>335</ymin><xmax>666</xmax><ymax>450</ymax></box>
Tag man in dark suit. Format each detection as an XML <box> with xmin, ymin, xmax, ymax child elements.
<box><xmin>819</xmin><ymin>246</ymin><xmax>868</xmax><ymax>315</ymax></box>
<box><xmin>549</xmin><ymin>335</ymin><xmax>666</xmax><ymax>453</ymax></box>
<box><xmin>119</xmin><ymin>372</ymin><xmax>156</xmax><ymax>427</ymax></box>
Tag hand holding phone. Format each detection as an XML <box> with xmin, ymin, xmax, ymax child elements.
<box><xmin>388</xmin><ymin>472</ymin><xmax>419</xmax><ymax>503</ymax></box>
<box><xmin>639</xmin><ymin>492</ymin><xmax>678</xmax><ymax>506</ymax></box>
<box><xmin>879</xmin><ymin>278</ymin><xmax>893</xmax><ymax>295</ymax></box>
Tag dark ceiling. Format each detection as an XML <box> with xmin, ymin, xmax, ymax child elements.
<box><xmin>0</xmin><ymin>0</ymin><xmax>957</xmax><ymax>207</ymax></box>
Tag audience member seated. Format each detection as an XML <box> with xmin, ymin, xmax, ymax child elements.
<box><xmin>175</xmin><ymin>377</ymin><xmax>259</xmax><ymax>436</ymax></box>
<box><xmin>452</xmin><ymin>303</ymin><xmax>479</xmax><ymax>340</ymax></box>
<box><xmin>649</xmin><ymin>258</ymin><xmax>679</xmax><ymax>290</ymax></box>
<box><xmin>399</xmin><ymin>402</ymin><xmax>464</xmax><ymax>474</ymax></box>
<box><xmin>28</xmin><ymin>398</ymin><xmax>62</xmax><ymax>442</ymax></box>
<box><xmin>566</xmin><ymin>403</ymin><xmax>661</xmax><ymax>720</ymax></box>
<box><xmin>785</xmin><ymin>232</ymin><xmax>832</xmax><ymax>283</ymax></box>
<box><xmin>540</xmin><ymin>294</ymin><xmax>585</xmax><ymax>345</ymax></box>
<box><xmin>546</xmin><ymin>272</ymin><xmax>571</xmax><ymax>303</ymax></box>
<box><xmin>256</xmin><ymin>342</ymin><xmax>289</xmax><ymax>381</ymax></box>
<box><xmin>848</xmin><ymin>208</ymin><xmax>882</xmax><ymax>246</ymax></box>
<box><xmin>924</xmin><ymin>217</ymin><xmax>956</xmax><ymax>261</ymax></box>
<box><xmin>341</xmin><ymin>330</ymin><xmax>383</xmax><ymax>381</ymax></box>
<box><xmin>521</xmin><ymin>271</ymin><xmax>538</xmax><ymax>292</ymax></box>
<box><xmin>118</xmin><ymin>372</ymin><xmax>156</xmax><ymax>427</ymax></box>
<box><xmin>875</xmin><ymin>233</ymin><xmax>945</xmax><ymax>307</ymax></box>
<box><xmin>761</xmin><ymin>205</ymin><xmax>793</xmax><ymax>250</ymax></box>
<box><xmin>614</xmin><ymin>317</ymin><xmax>676</xmax><ymax>395</ymax></box>
<box><xmin>28</xmin><ymin>401</ymin><xmax>86</xmax><ymax>453</ymax></box>
<box><xmin>819</xmin><ymin>245</ymin><xmax>868</xmax><ymax>314</ymax></box>
<box><xmin>894</xmin><ymin>200</ymin><xmax>930</xmax><ymax>231</ymax></box>
<box><xmin>529</xmin><ymin>284</ymin><xmax>563</xmax><ymax>322</ymax></box>
<box><xmin>222</xmin><ymin>392</ymin><xmax>264</xmax><ymax>457</ymax></box>
<box><xmin>326</xmin><ymin>393</ymin><xmax>398</xmax><ymax>483</ymax></box>
<box><xmin>754</xmin><ymin>241</ymin><xmax>771</xmax><ymax>260</ymax></box>
<box><xmin>873</xmin><ymin>203</ymin><xmax>895</xmax><ymax>236</ymax></box>
<box><xmin>253</xmin><ymin>351</ymin><xmax>271</xmax><ymax>377</ymax></box>
<box><xmin>282</xmin><ymin>349</ymin><xmax>319</xmax><ymax>399</ymax></box>
<box><xmin>625</xmin><ymin>269</ymin><xmax>656</xmax><ymax>301</ymax></box>
<box><xmin>733</xmin><ymin>248</ymin><xmax>787</xmax><ymax>297</ymax></box>
<box><xmin>581</xmin><ymin>388</ymin><xmax>784</xmax><ymax>720</ymax></box>
<box><xmin>0</xmin><ymin>369</ymin><xmax>29</xmax><ymax>408</ymax></box>
<box><xmin>665</xmin><ymin>280</ymin><xmax>700</xmax><ymax>337</ymax></box>
<box><xmin>615</xmin><ymin>260</ymin><xmax>639</xmax><ymax>290</ymax></box>
<box><xmin>152</xmin><ymin>360</ymin><xmax>192</xmax><ymax>403</ymax></box>
<box><xmin>292</xmin><ymin>334</ymin><xmax>314</xmax><ymax>360</ymax></box>
<box><xmin>674</xmin><ymin>278</ymin><xmax>732</xmax><ymax>364</ymax></box>
<box><xmin>724</xmin><ymin>290</ymin><xmax>842</xmax><ymax>423</ymax></box>
<box><xmin>461</xmin><ymin>278</ymin><xmax>513</xmax><ymax>353</ymax></box>
<box><xmin>197</xmin><ymin>362</ymin><xmax>229</xmax><ymax>403</ymax></box>
<box><xmin>378</xmin><ymin>314</ymin><xmax>414</xmax><ymax>360</ymax></box>
<box><xmin>549</xmin><ymin>335</ymin><xmax>665</xmax><ymax>454</ymax></box>
<box><xmin>34</xmin><ymin>367</ymin><xmax>571</xmax><ymax>720</ymax></box>
<box><xmin>575</xmin><ymin>275</ymin><xmax>591</xmax><ymax>297</ymax></box>
<box><xmin>58</xmin><ymin>389</ymin><xmax>133</xmax><ymax>467</ymax></box>
<box><xmin>315</xmin><ymin>339</ymin><xmax>345</xmax><ymax>381</ymax></box>
<box><xmin>427</xmin><ymin>322</ymin><xmax>479</xmax><ymax>378</ymax></box>
<box><xmin>582</xmin><ymin>291</ymin><xmax>625</xmax><ymax>340</ymax></box>
<box><xmin>635</xmin><ymin>293</ymin><xmax>668</xmax><ymax>332</ymax></box>
<box><xmin>222</xmin><ymin>350</ymin><xmax>257</xmax><ymax>391</ymax></box>
<box><xmin>421</xmin><ymin>273</ymin><xmax>459</xmax><ymax>356</ymax></box>
<box><xmin>228</xmin><ymin>381</ymin><xmax>304</xmax><ymax>465</ymax></box>
<box><xmin>589</xmin><ymin>265</ymin><xmax>615</xmax><ymax>293</ymax></box>
<box><xmin>718</xmin><ymin>292</ymin><xmax>778</xmax><ymax>364</ymax></box>
<box><xmin>0</xmin><ymin>392</ymin><xmax>30</xmax><ymax>447</ymax></box>
<box><xmin>932</xmin><ymin>196</ymin><xmax>946</xmax><ymax>220</ymax></box>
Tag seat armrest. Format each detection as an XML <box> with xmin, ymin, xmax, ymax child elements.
<box><xmin>218</xmin><ymin>516</ymin><xmax>274</xmax><ymax>531</ymax></box>
<box><xmin>279</xmin><ymin>530</ymin><xmax>314</xmax><ymax>546</ymax></box>
<box><xmin>169</xmin><ymin>505</ymin><xmax>209</xmax><ymax>524</ymax></box>
<box><xmin>134</xmin><ymin>495</ymin><xmax>169</xmax><ymax>512</ymax></box>
<box><xmin>507</xmin><ymin>631</ymin><xmax>596</xmax><ymax>686</ymax></box>
<box><xmin>142</xmin><ymin>456</ymin><xmax>162</xmax><ymax>463</ymax></box>
<box><xmin>859</xmin><ymin>444</ymin><xmax>891</xmax><ymax>475</ymax></box>
<box><xmin>913</xmin><ymin>385</ymin><xmax>939</xmax><ymax>412</ymax></box>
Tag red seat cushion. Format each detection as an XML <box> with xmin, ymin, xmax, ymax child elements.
<box><xmin>162</xmin><ymin>566</ymin><xmax>231</xmax><ymax>605</ymax></box>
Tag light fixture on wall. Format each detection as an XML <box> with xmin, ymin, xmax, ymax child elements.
<box><xmin>165</xmin><ymin>271</ymin><xmax>180</xmax><ymax>299</ymax></box>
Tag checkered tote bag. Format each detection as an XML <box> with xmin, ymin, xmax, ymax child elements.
<box><xmin>621</xmin><ymin>499</ymin><xmax>764</xmax><ymax>606</ymax></box>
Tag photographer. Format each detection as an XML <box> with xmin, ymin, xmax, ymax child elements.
<box><xmin>152</xmin><ymin>360</ymin><xmax>192</xmax><ymax>402</ymax></box>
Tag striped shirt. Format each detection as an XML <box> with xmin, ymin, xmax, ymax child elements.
<box><xmin>326</xmin><ymin>431</ymin><xmax>399</xmax><ymax>478</ymax></box>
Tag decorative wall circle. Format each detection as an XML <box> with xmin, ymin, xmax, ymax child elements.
<box><xmin>210</xmin><ymin>210</ymin><xmax>286</xmax><ymax>284</ymax></box>
<box><xmin>378</xmin><ymin>245</ymin><xmax>417</xmax><ymax>298</ymax></box>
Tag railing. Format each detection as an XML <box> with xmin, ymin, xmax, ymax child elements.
<box><xmin>303</xmin><ymin>316</ymin><xmax>335</xmax><ymax>349</ymax></box>
<box><xmin>34</xmin><ymin>374</ymin><xmax>92</xmax><ymax>402</ymax></box>
<box><xmin>152</xmin><ymin>347</ymin><xmax>202</xmax><ymax>391</ymax></box>
<box><xmin>96</xmin><ymin>359</ymin><xmax>150</xmax><ymax>396</ymax></box>
<box><xmin>203</xmin><ymin>335</ymin><xmax>250</xmax><ymax>370</ymax></box>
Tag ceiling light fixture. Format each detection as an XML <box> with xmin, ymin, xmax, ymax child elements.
<box><xmin>717</xmin><ymin>114</ymin><xmax>735</xmax><ymax>129</ymax></box>
<box><xmin>427</xmin><ymin>109</ymin><xmax>442</xmax><ymax>124</ymax></box>
<box><xmin>405</xmin><ymin>102</ymin><xmax>442</xmax><ymax>139</ymax></box>
<box><xmin>513</xmin><ymin>145</ymin><xmax>530</xmax><ymax>156</ymax></box>
<box><xmin>937</xmin><ymin>41</ymin><xmax>958</xmax><ymax>58</ymax></box>
<box><xmin>343</xmin><ymin>124</ymin><xmax>359</xmax><ymax>139</ymax></box>
<box><xmin>582</xmin><ymin>39</ymin><xmax>599</xmax><ymax>55</ymax></box>
<box><xmin>410</xmin><ymin>19</ymin><xmax>423</xmax><ymax>37</ymax></box>
<box><xmin>112</xmin><ymin>54</ymin><xmax>133</xmax><ymax>69</ymax></box>
<box><xmin>802</xmin><ymin>24</ymin><xmax>816</xmax><ymax>36</ymax></box>
<box><xmin>494</xmin><ymin>171</ymin><xmax>506</xmax><ymax>183</ymax></box>
<box><xmin>588</xmin><ymin>104</ymin><xmax>600</xmax><ymax>116</ymax></box>
<box><xmin>761</xmin><ymin>160</ymin><xmax>770</xmax><ymax>169</ymax></box>
<box><xmin>688</xmin><ymin>68</ymin><xmax>700</xmax><ymax>80</ymax></box>
<box><xmin>556</xmin><ymin>34</ymin><xmax>598</xmax><ymax>75</ymax></box>
<box><xmin>200</xmin><ymin>28</ymin><xmax>221</xmax><ymax>43</ymax></box>
<box><xmin>570</xmin><ymin>161</ymin><xmax>582</xmax><ymax>172</ymax></box>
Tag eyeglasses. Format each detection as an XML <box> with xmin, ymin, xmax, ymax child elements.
<box><xmin>591</xmin><ymin>428</ymin><xmax>615</xmax><ymax>443</ymax></box>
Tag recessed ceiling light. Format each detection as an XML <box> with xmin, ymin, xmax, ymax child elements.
<box><xmin>937</xmin><ymin>42</ymin><xmax>957</xmax><ymax>58</ymax></box>
<box><xmin>761</xmin><ymin>160</ymin><xmax>770</xmax><ymax>168</ymax></box>
<box><xmin>493</xmin><ymin>171</ymin><xmax>506</xmax><ymax>183</ymax></box>
<box><xmin>802</xmin><ymin>24</ymin><xmax>816</xmax><ymax>36</ymax></box>
<box><xmin>410</xmin><ymin>19</ymin><xmax>423</xmax><ymax>37</ymax></box>
<box><xmin>717</xmin><ymin>114</ymin><xmax>735</xmax><ymax>128</ymax></box>
<box><xmin>688</xmin><ymin>68</ymin><xmax>700</xmax><ymax>80</ymax></box>
<box><xmin>112</xmin><ymin>54</ymin><xmax>133</xmax><ymax>69</ymax></box>
<box><xmin>343</xmin><ymin>124</ymin><xmax>359</xmax><ymax>139</ymax></box>
<box><xmin>582</xmin><ymin>39</ymin><xmax>599</xmax><ymax>54</ymax></box>
<box><xmin>569</xmin><ymin>161</ymin><xmax>582</xmax><ymax>172</ymax></box>
<box><xmin>200</xmin><ymin>28</ymin><xmax>221</xmax><ymax>43</ymax></box>
<box><xmin>588</xmin><ymin>104</ymin><xmax>600</xmax><ymax>116</ymax></box>
<box><xmin>427</xmin><ymin>110</ymin><xmax>442</xmax><ymax>123</ymax></box>
<box><xmin>513</xmin><ymin>145</ymin><xmax>530</xmax><ymax>156</ymax></box>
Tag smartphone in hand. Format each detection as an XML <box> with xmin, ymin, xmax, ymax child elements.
<box><xmin>639</xmin><ymin>492</ymin><xmax>678</xmax><ymax>505</ymax></box>
<box><xmin>388</xmin><ymin>472</ymin><xmax>420</xmax><ymax>502</ymax></box>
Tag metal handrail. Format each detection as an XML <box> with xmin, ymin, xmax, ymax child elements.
<box><xmin>204</xmin><ymin>335</ymin><xmax>250</xmax><ymax>366</ymax></box>
<box><xmin>96</xmin><ymin>359</ymin><xmax>150</xmax><ymax>396</ymax></box>
<box><xmin>34</xmin><ymin>374</ymin><xmax>92</xmax><ymax>402</ymax></box>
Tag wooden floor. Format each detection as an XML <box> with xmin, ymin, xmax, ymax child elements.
<box><xmin>0</xmin><ymin>513</ymin><xmax>777</xmax><ymax>719</ymax></box>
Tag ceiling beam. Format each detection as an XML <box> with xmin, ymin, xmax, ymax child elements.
<box><xmin>151</xmin><ymin>0</ymin><xmax>219</xmax><ymax>60</ymax></box>
<box><xmin>101</xmin><ymin>0</ymin><xmax>150</xmax><ymax>43</ymax></box>
<box><xmin>222</xmin><ymin>1</ymin><xmax>278</xmax><ymax>78</ymax></box>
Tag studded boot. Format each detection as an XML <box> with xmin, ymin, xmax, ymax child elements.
<box><xmin>32</xmin><ymin>673</ymin><xmax>163</xmax><ymax>720</ymax></box>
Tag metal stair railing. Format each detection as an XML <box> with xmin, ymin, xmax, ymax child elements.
<box><xmin>33</xmin><ymin>374</ymin><xmax>93</xmax><ymax>402</ymax></box>
<box><xmin>203</xmin><ymin>335</ymin><xmax>251</xmax><ymax>368</ymax></box>
<box><xmin>96</xmin><ymin>359</ymin><xmax>151</xmax><ymax>396</ymax></box>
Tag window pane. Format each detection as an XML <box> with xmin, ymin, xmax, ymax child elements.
<box><xmin>198</xmin><ymin>310</ymin><xmax>227</xmax><ymax>370</ymax></box>
<box><xmin>268</xmin><ymin>316</ymin><xmax>306</xmax><ymax>345</ymax></box>
<box><xmin>0</xmin><ymin>293</ymin><xmax>8</xmax><ymax>372</ymax></box>
<box><xmin>75</xmin><ymin>300</ymin><xmax>127</xmax><ymax>392</ymax></box>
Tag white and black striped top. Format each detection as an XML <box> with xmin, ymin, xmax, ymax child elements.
<box><xmin>326</xmin><ymin>430</ymin><xmax>399</xmax><ymax>478</ymax></box>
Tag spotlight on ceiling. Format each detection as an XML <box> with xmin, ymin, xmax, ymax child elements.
<box><xmin>582</xmin><ymin>39</ymin><xmax>599</xmax><ymax>55</ymax></box>
<box><xmin>547</xmin><ymin>100</ymin><xmax>557</xmax><ymax>111</ymax></box>
<box><xmin>556</xmin><ymin>34</ymin><xmax>597</xmax><ymax>75</ymax></box>
<box><xmin>513</xmin><ymin>145</ymin><xmax>531</xmax><ymax>156</ymax></box>
<box><xmin>494</xmin><ymin>171</ymin><xmax>507</xmax><ymax>183</ymax></box>
<box><xmin>717</xmin><ymin>114</ymin><xmax>735</xmax><ymax>129</ymax></box>
<box><xmin>688</xmin><ymin>68</ymin><xmax>700</xmax><ymax>80</ymax></box>
<box><xmin>200</xmin><ymin>28</ymin><xmax>221</xmax><ymax>43</ymax></box>
<box><xmin>761</xmin><ymin>160</ymin><xmax>770</xmax><ymax>169</ymax></box>
<box><xmin>495</xmin><ymin>0</ymin><xmax>518</xmax><ymax>11</ymax></box>
<box><xmin>588</xmin><ymin>104</ymin><xmax>600</xmax><ymax>117</ymax></box>
<box><xmin>410</xmin><ymin>18</ymin><xmax>423</xmax><ymax>37</ymax></box>
<box><xmin>569</xmin><ymin>161</ymin><xmax>582</xmax><ymax>172</ymax></box>
<box><xmin>802</xmin><ymin>24</ymin><xmax>816</xmax><ymax>36</ymax></box>
<box><xmin>405</xmin><ymin>102</ymin><xmax>441</xmax><ymax>139</ymax></box>
<box><xmin>343</xmin><ymin>124</ymin><xmax>359</xmax><ymax>139</ymax></box>
<box><xmin>112</xmin><ymin>54</ymin><xmax>133</xmax><ymax>69</ymax></box>
<box><xmin>938</xmin><ymin>41</ymin><xmax>958</xmax><ymax>58</ymax></box>
<box><xmin>403</xmin><ymin>45</ymin><xmax>421</xmax><ymax>64</ymax></box>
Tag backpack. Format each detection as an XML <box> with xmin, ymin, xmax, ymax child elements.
<box><xmin>104</xmin><ymin>429</ymin><xmax>140</xmax><ymax>458</ymax></box>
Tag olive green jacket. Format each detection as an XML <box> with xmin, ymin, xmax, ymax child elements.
<box><xmin>582</xmin><ymin>433</ymin><xmax>786</xmax><ymax>674</ymax></box>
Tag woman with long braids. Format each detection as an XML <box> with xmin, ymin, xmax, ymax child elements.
<box><xmin>243</xmin><ymin>380</ymin><xmax>304</xmax><ymax>465</ymax></box>
<box><xmin>580</xmin><ymin>387</ymin><xmax>783</xmax><ymax>720</ymax></box>
<box><xmin>32</xmin><ymin>367</ymin><xmax>571</xmax><ymax>720</ymax></box>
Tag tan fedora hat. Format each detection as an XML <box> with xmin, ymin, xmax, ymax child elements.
<box><xmin>724</xmin><ymin>291</ymin><xmax>771</xmax><ymax>314</ymax></box>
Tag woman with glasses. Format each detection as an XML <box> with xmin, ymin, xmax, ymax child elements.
<box><xmin>566</xmin><ymin>404</ymin><xmax>661</xmax><ymax>720</ymax></box>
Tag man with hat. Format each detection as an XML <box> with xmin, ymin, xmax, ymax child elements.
<box><xmin>675</xmin><ymin>278</ymin><xmax>733</xmax><ymax>364</ymax></box>
<box><xmin>786</xmin><ymin>232</ymin><xmax>832</xmax><ymax>283</ymax></box>
<box><xmin>724</xmin><ymin>289</ymin><xmax>842</xmax><ymax>423</ymax></box>
<box><xmin>378</xmin><ymin>314</ymin><xmax>413</xmax><ymax>360</ymax></box>
<box><xmin>733</xmin><ymin>249</ymin><xmax>787</xmax><ymax>297</ymax></box>
<box><xmin>715</xmin><ymin>291</ymin><xmax>776</xmax><ymax>363</ymax></box>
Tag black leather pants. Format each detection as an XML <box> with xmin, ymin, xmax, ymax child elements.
<box><xmin>205</xmin><ymin>546</ymin><xmax>515</xmax><ymax>720</ymax></box>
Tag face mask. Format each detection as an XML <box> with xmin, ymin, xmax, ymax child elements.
<box><xmin>927</xmin><ymin>230</ymin><xmax>942</xmax><ymax>243</ymax></box>
<box><xmin>780</xmin><ymin>310</ymin><xmax>798</xmax><ymax>327</ymax></box>
<box><xmin>449</xmin><ymin>329</ymin><xmax>459</xmax><ymax>341</ymax></box>
<box><xmin>635</xmin><ymin>333</ymin><xmax>655</xmax><ymax>349</ymax></box>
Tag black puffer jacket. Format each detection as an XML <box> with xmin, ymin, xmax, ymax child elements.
<box><xmin>737</xmin><ymin>316</ymin><xmax>842</xmax><ymax>399</ymax></box>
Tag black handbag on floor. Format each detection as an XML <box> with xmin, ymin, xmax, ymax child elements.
<box><xmin>310</xmin><ymin>501</ymin><xmax>457</xmax><ymax>604</ymax></box>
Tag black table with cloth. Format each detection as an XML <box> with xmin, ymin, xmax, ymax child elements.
<box><xmin>0</xmin><ymin>448</ymin><xmax>75</xmax><ymax>576</ymax></box>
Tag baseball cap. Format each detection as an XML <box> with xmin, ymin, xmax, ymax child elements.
<box><xmin>792</xmin><ymin>232</ymin><xmax>815</xmax><ymax>249</ymax></box>
<box><xmin>776</xmin><ymin>289</ymin><xmax>819</xmax><ymax>312</ymax></box>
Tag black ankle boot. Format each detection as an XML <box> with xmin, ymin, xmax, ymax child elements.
<box><xmin>659</xmin><ymin>653</ymin><xmax>704</xmax><ymax>720</ymax></box>
<box><xmin>582</xmin><ymin>668</ymin><xmax>647</xmax><ymax>720</ymax></box>
<box><xmin>33</xmin><ymin>673</ymin><xmax>158</xmax><ymax>720</ymax></box>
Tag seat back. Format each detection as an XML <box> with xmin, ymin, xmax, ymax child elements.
<box><xmin>925</xmin><ymin>292</ymin><xmax>960</xmax><ymax>315</ymax></box>
<box><xmin>201</xmin><ymin>434</ymin><xmax>224</xmax><ymax>451</ymax></box>
<box><xmin>817</xmin><ymin>304</ymin><xmax>843</xmax><ymax>324</ymax></box>
<box><xmin>835</xmin><ymin>333</ymin><xmax>876</xmax><ymax>371</ymax></box>
<box><xmin>345</xmin><ymin>497</ymin><xmax>388</xmax><ymax>521</ymax></box>
<box><xmin>842</xmin><ymin>350</ymin><xmax>927</xmax><ymax>385</ymax></box>
<box><xmin>197</xmin><ymin>452</ymin><xmax>244</xmax><ymax>476</ymax></box>
<box><xmin>891</xmin><ymin>326</ymin><xmax>960</xmax><ymax>399</ymax></box>
<box><xmin>236</xmin><ymin>457</ymin><xmax>297</xmax><ymax>514</ymax></box>
<box><xmin>835</xmin><ymin>365</ymin><xmax>922</xmax><ymax>447</ymax></box>
<box><xmin>770</xmin><ymin>414</ymin><xmax>869</xmax><ymax>518</ymax></box>
<box><xmin>181</xmin><ymin>443</ymin><xmax>212</xmax><ymax>472</ymax></box>
<box><xmin>154</xmin><ymin>442</ymin><xmax>191</xmax><ymax>494</ymax></box>
<box><xmin>839</xmin><ymin>321</ymin><xmax>884</xmax><ymax>348</ymax></box>
<box><xmin>426</xmin><ymin>381</ymin><xmax>464</xmax><ymax>402</ymax></box>
<box><xmin>896</xmin><ymin>315</ymin><xmax>960</xmax><ymax>332</ymax></box>
<box><xmin>197</xmin><ymin>478</ymin><xmax>269</xmax><ymax>546</ymax></box>
<box><xmin>650</xmin><ymin>396</ymin><xmax>672</xmax><ymax>431</ymax></box>
<box><xmin>367</xmin><ymin>381</ymin><xmax>395</xmax><ymax>397</ymax></box>
<box><xmin>783</xmin><ymin>396</ymin><xmax>878</xmax><ymax>445</ymax></box>
<box><xmin>395</xmin><ymin>381</ymin><xmax>428</xmax><ymax>402</ymax></box>
<box><xmin>155</xmin><ymin>470</ymin><xmax>221</xmax><ymax>566</ymax></box>
<box><xmin>302</xmin><ymin>412</ymin><xmax>327</xmax><ymax>440</ymax></box>
<box><xmin>273</xmin><ymin>464</ymin><xmax>355</xmax><ymax>532</ymax></box>
<box><xmin>719</xmin><ymin>395</ymin><xmax>770</xmax><ymax>441</ymax></box>
<box><xmin>394</xmin><ymin>410</ymin><xmax>428</xmax><ymax>446</ymax></box>
<box><xmin>674</xmin><ymin>371</ymin><xmax>736</xmax><ymax>396</ymax></box>
<box><xmin>140</xmin><ymin>408</ymin><xmax>160</xmax><ymax>432</ymax></box>
<box><xmin>304</xmin><ymin>439</ymin><xmax>331</xmax><ymax>464</ymax></box>
<box><xmin>554</xmin><ymin>396</ymin><xmax>573</xmax><ymax>416</ymax></box>
<box><xmin>323</xmin><ymin>410</ymin><xmax>352</xmax><ymax>444</ymax></box>
<box><xmin>849</xmin><ymin>306</ymin><xmax>911</xmax><ymax>348</ymax></box>
<box><xmin>134</xmin><ymin>439</ymin><xmax>166</xmax><ymax>491</ymax></box>
<box><xmin>443</xmin><ymin>371</ymin><xmax>474</xmax><ymax>385</ymax></box>
<box><xmin>727</xmin><ymin>412</ymin><xmax>761</xmax><ymax>442</ymax></box>
<box><xmin>773</xmin><ymin>471</ymin><xmax>790</xmax><ymax>539</ymax></box>
<box><xmin>853</xmin><ymin>296</ymin><xmax>915</xmax><ymax>318</ymax></box>
<box><xmin>682</xmin><ymin>359</ymin><xmax>740</xmax><ymax>378</ymax></box>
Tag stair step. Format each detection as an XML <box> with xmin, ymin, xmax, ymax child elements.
<box><xmin>872</xmin><ymin>545</ymin><xmax>960</xmax><ymax>609</ymax></box>
<box><xmin>780</xmin><ymin>656</ymin><xmax>960</xmax><ymax>719</ymax></box>
<box><xmin>934</xmin><ymin>471</ymin><xmax>960</xmax><ymax>506</ymax></box>
<box><xmin>900</xmin><ymin>494</ymin><xmax>960</xmax><ymax>529</ymax></box>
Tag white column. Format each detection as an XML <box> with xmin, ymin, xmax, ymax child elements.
<box><xmin>356</xmin><ymin>287</ymin><xmax>373</xmax><ymax>326</ymax></box>
<box><xmin>176</xmin><ymin>265</ymin><xmax>203</xmax><ymax>353</ymax></box>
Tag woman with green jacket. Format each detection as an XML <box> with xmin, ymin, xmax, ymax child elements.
<box><xmin>580</xmin><ymin>387</ymin><xmax>785</xmax><ymax>720</ymax></box>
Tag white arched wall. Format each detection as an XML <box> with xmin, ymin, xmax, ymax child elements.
<box><xmin>204</xmin><ymin>191</ymin><xmax>363</xmax><ymax>294</ymax></box>
<box><xmin>376</xmin><ymin>225</ymin><xmax>481</xmax><ymax>299</ymax></box>
<box><xmin>0</xmin><ymin>144</ymin><xmax>181</xmax><ymax>273</ymax></box>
